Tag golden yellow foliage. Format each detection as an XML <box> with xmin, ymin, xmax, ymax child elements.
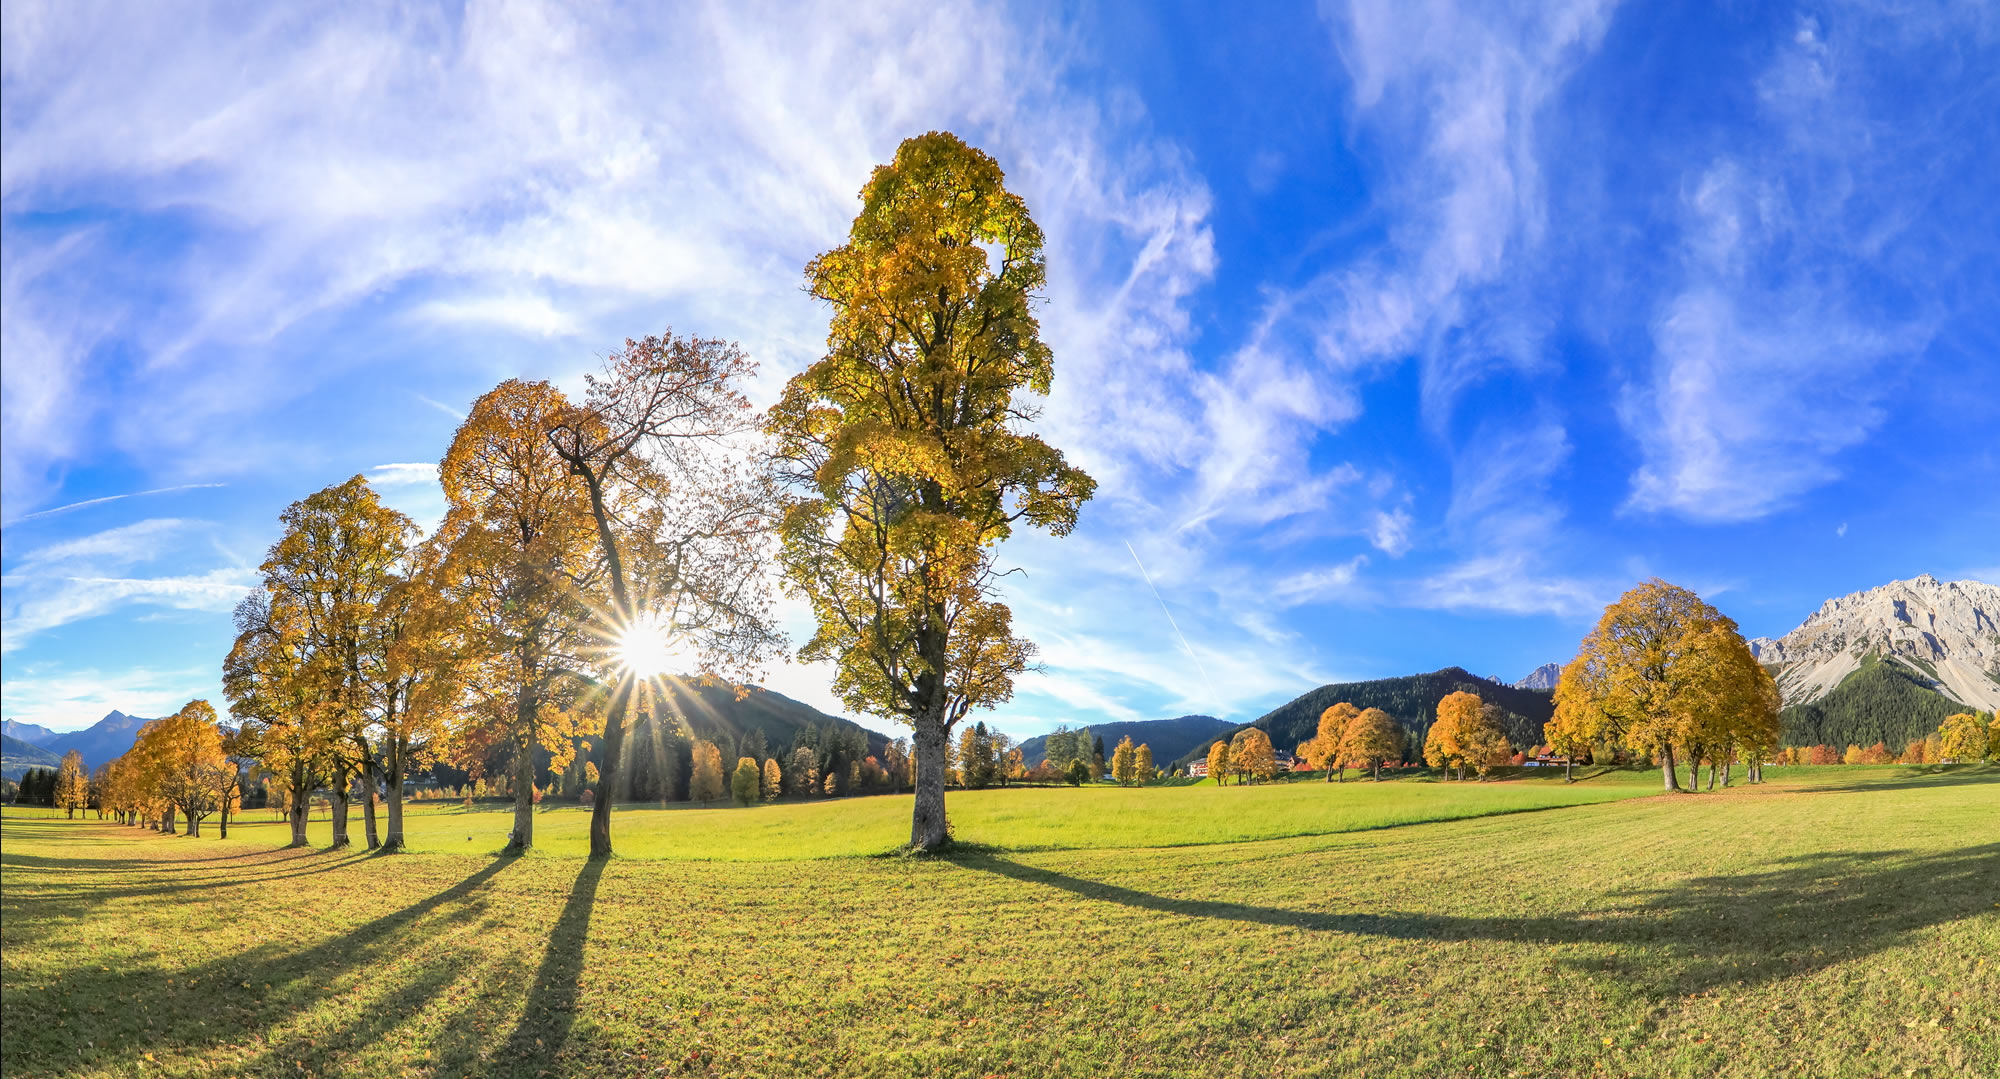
<box><xmin>1552</xmin><ymin>578</ymin><xmax>1777</xmax><ymax>792</ymax></box>
<box><xmin>767</xmin><ymin>132</ymin><xmax>1095</xmax><ymax>850</ymax></box>
<box><xmin>1229</xmin><ymin>728</ymin><xmax>1279</xmax><ymax>783</ymax></box>
<box><xmin>1339</xmin><ymin>707</ymin><xmax>1403</xmax><ymax>781</ymax></box>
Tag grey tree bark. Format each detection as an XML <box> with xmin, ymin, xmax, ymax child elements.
<box><xmin>289</xmin><ymin>784</ymin><xmax>311</xmax><ymax>848</ymax></box>
<box><xmin>359</xmin><ymin>750</ymin><xmax>381</xmax><ymax>850</ymax></box>
<box><xmin>383</xmin><ymin>737</ymin><xmax>406</xmax><ymax>852</ymax></box>
<box><xmin>910</xmin><ymin>716</ymin><xmax>951</xmax><ymax>851</ymax></box>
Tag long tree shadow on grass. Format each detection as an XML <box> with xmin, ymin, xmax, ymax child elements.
<box><xmin>0</xmin><ymin>853</ymin><xmax>522</xmax><ymax>1074</ymax></box>
<box><xmin>250</xmin><ymin>857</ymin><xmax>608</xmax><ymax>1078</ymax></box>
<box><xmin>959</xmin><ymin>843</ymin><xmax>2000</xmax><ymax>997</ymax></box>
<box><xmin>494</xmin><ymin>856</ymin><xmax>606</xmax><ymax>1075</ymax></box>
<box><xmin>0</xmin><ymin>851</ymin><xmax>376</xmax><ymax>945</ymax></box>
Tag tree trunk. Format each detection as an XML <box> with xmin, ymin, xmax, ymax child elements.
<box><xmin>218</xmin><ymin>800</ymin><xmax>229</xmax><ymax>840</ymax></box>
<box><xmin>505</xmin><ymin>674</ymin><xmax>539</xmax><ymax>854</ymax></box>
<box><xmin>507</xmin><ymin>733</ymin><xmax>535</xmax><ymax>854</ymax></box>
<box><xmin>289</xmin><ymin>784</ymin><xmax>310</xmax><ymax>848</ymax></box>
<box><xmin>571</xmin><ymin>460</ymin><xmax>636</xmax><ymax>859</ymax></box>
<box><xmin>163</xmin><ymin>809</ymin><xmax>177</xmax><ymax>834</ymax></box>
<box><xmin>1564</xmin><ymin>755</ymin><xmax>1574</xmax><ymax>783</ymax></box>
<box><xmin>383</xmin><ymin>738</ymin><xmax>405</xmax><ymax>852</ymax></box>
<box><xmin>910</xmin><ymin>714</ymin><xmax>951</xmax><ymax>851</ymax></box>
<box><xmin>588</xmin><ymin>675</ymin><xmax>636</xmax><ymax>858</ymax></box>
<box><xmin>1661</xmin><ymin>744</ymin><xmax>1681</xmax><ymax>792</ymax></box>
<box><xmin>330</xmin><ymin>764</ymin><xmax>352</xmax><ymax>849</ymax></box>
<box><xmin>359</xmin><ymin>748</ymin><xmax>381</xmax><ymax>850</ymax></box>
<box><xmin>1372</xmin><ymin>762</ymin><xmax>1382</xmax><ymax>781</ymax></box>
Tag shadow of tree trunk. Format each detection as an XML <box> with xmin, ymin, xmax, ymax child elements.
<box><xmin>497</xmin><ymin>856</ymin><xmax>606</xmax><ymax>1073</ymax></box>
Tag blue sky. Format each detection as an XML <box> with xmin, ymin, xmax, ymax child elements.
<box><xmin>4</xmin><ymin>1</ymin><xmax>1996</xmax><ymax>737</ymax></box>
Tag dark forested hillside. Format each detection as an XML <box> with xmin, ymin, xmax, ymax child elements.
<box><xmin>436</xmin><ymin>679</ymin><xmax>897</xmax><ymax>801</ymax></box>
<box><xmin>2</xmin><ymin>734</ymin><xmax>62</xmax><ymax>781</ymax></box>
<box><xmin>1019</xmin><ymin>715</ymin><xmax>1232</xmax><ymax>767</ymax></box>
<box><xmin>1779</xmin><ymin>654</ymin><xmax>1986</xmax><ymax>750</ymax></box>
<box><xmin>1168</xmin><ymin>668</ymin><xmax>1555</xmax><ymax>770</ymax></box>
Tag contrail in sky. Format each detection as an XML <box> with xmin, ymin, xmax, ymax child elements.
<box><xmin>12</xmin><ymin>483</ymin><xmax>226</xmax><ymax>523</ymax></box>
<box><xmin>1126</xmin><ymin>540</ymin><xmax>1210</xmax><ymax>683</ymax></box>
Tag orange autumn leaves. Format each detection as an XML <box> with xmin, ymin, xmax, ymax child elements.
<box><xmin>1294</xmin><ymin>703</ymin><xmax>1405</xmax><ymax>782</ymax></box>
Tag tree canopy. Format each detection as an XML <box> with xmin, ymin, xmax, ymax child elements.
<box><xmin>766</xmin><ymin>131</ymin><xmax>1095</xmax><ymax>850</ymax></box>
<box><xmin>1551</xmin><ymin>579</ymin><xmax>1777</xmax><ymax>792</ymax></box>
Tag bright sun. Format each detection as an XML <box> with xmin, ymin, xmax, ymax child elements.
<box><xmin>616</xmin><ymin>616</ymin><xmax>676</xmax><ymax>678</ymax></box>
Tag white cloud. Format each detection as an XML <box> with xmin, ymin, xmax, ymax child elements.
<box><xmin>1367</xmin><ymin>508</ymin><xmax>1413</xmax><ymax>557</ymax></box>
<box><xmin>1</xmin><ymin>568</ymin><xmax>255</xmax><ymax>653</ymax></box>
<box><xmin>1314</xmin><ymin>0</ymin><xmax>1615</xmax><ymax>417</ymax></box>
<box><xmin>8</xmin><ymin>517</ymin><xmax>193</xmax><ymax>570</ymax></box>
<box><xmin>366</xmin><ymin>462</ymin><xmax>440</xmax><ymax>487</ymax></box>
<box><xmin>1413</xmin><ymin>554</ymin><xmax>1604</xmax><ymax>619</ymax></box>
<box><xmin>1620</xmin><ymin>7</ymin><xmax>1983</xmax><ymax>521</ymax></box>
<box><xmin>0</xmin><ymin>1</ymin><xmax>1217</xmax><ymax>523</ymax></box>
<box><xmin>0</xmin><ymin>663</ymin><xmax>214</xmax><ymax>733</ymax></box>
<box><xmin>6</xmin><ymin>483</ymin><xmax>225</xmax><ymax>526</ymax></box>
<box><xmin>1</xmin><ymin>519</ymin><xmax>254</xmax><ymax>652</ymax></box>
<box><xmin>1273</xmin><ymin>556</ymin><xmax>1371</xmax><ymax>607</ymax></box>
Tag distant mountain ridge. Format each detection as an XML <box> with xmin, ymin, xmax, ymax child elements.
<box><xmin>5</xmin><ymin>711</ymin><xmax>159</xmax><ymax>771</ymax></box>
<box><xmin>1018</xmin><ymin>715</ymin><xmax>1233</xmax><ymax>767</ymax></box>
<box><xmin>1168</xmin><ymin>667</ymin><xmax>1556</xmax><ymax>770</ymax></box>
<box><xmin>2</xmin><ymin>720</ymin><xmax>61</xmax><ymax>746</ymax></box>
<box><xmin>6</xmin><ymin>687</ymin><xmax>888</xmax><ymax>779</ymax></box>
<box><xmin>1749</xmin><ymin>574</ymin><xmax>2000</xmax><ymax>713</ymax></box>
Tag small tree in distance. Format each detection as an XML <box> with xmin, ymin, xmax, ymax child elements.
<box><xmin>761</xmin><ymin>757</ymin><xmax>783</xmax><ymax>802</ymax></box>
<box><xmin>690</xmin><ymin>741</ymin><xmax>726</xmax><ymax>805</ymax></box>
<box><xmin>1463</xmin><ymin>704</ymin><xmax>1513</xmax><ymax>781</ymax></box>
<box><xmin>731</xmin><ymin>757</ymin><xmax>760</xmax><ymax>806</ymax></box>
<box><xmin>1064</xmin><ymin>758</ymin><xmax>1092</xmax><ymax>786</ymax></box>
<box><xmin>1340</xmin><ymin>708</ymin><xmax>1402</xmax><ymax>781</ymax></box>
<box><xmin>1230</xmin><ymin>728</ymin><xmax>1277</xmax><ymax>784</ymax></box>
<box><xmin>1426</xmin><ymin>691</ymin><xmax>1481</xmax><ymax>780</ymax></box>
<box><xmin>1134</xmin><ymin>744</ymin><xmax>1153</xmax><ymax>785</ymax></box>
<box><xmin>1939</xmin><ymin>713</ymin><xmax>1986</xmax><ymax>762</ymax></box>
<box><xmin>1206</xmin><ymin>740</ymin><xmax>1232</xmax><ymax>786</ymax></box>
<box><xmin>1110</xmin><ymin>736</ymin><xmax>1137</xmax><ymax>786</ymax></box>
<box><xmin>54</xmin><ymin>751</ymin><xmax>89</xmax><ymax>819</ymax></box>
<box><xmin>1302</xmin><ymin>703</ymin><xmax>1361</xmax><ymax>781</ymax></box>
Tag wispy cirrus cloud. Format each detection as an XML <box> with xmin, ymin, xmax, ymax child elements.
<box><xmin>0</xmin><ymin>519</ymin><xmax>255</xmax><ymax>653</ymax></box>
<box><xmin>1621</xmin><ymin>6</ymin><xmax>1991</xmax><ymax>520</ymax></box>
<box><xmin>366</xmin><ymin>462</ymin><xmax>439</xmax><ymax>488</ymax></box>
<box><xmin>0</xmin><ymin>663</ymin><xmax>214</xmax><ymax>732</ymax></box>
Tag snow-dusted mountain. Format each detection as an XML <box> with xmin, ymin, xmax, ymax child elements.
<box><xmin>1749</xmin><ymin>574</ymin><xmax>2000</xmax><ymax>712</ymax></box>
<box><xmin>1514</xmin><ymin>663</ymin><xmax>1561</xmax><ymax>690</ymax></box>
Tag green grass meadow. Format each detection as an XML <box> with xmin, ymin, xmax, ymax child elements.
<box><xmin>201</xmin><ymin>766</ymin><xmax>1660</xmax><ymax>860</ymax></box>
<box><xmin>3</xmin><ymin>765</ymin><xmax>1996</xmax><ymax>1077</ymax></box>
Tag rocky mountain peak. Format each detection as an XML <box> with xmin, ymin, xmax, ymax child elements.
<box><xmin>1756</xmin><ymin>574</ymin><xmax>2000</xmax><ymax>711</ymax></box>
<box><xmin>1514</xmin><ymin>663</ymin><xmax>1561</xmax><ymax>690</ymax></box>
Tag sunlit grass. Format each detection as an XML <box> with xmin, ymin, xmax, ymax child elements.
<box><xmin>212</xmin><ymin>766</ymin><xmax>1665</xmax><ymax>859</ymax></box>
<box><xmin>2</xmin><ymin>765</ymin><xmax>1994</xmax><ymax>1077</ymax></box>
